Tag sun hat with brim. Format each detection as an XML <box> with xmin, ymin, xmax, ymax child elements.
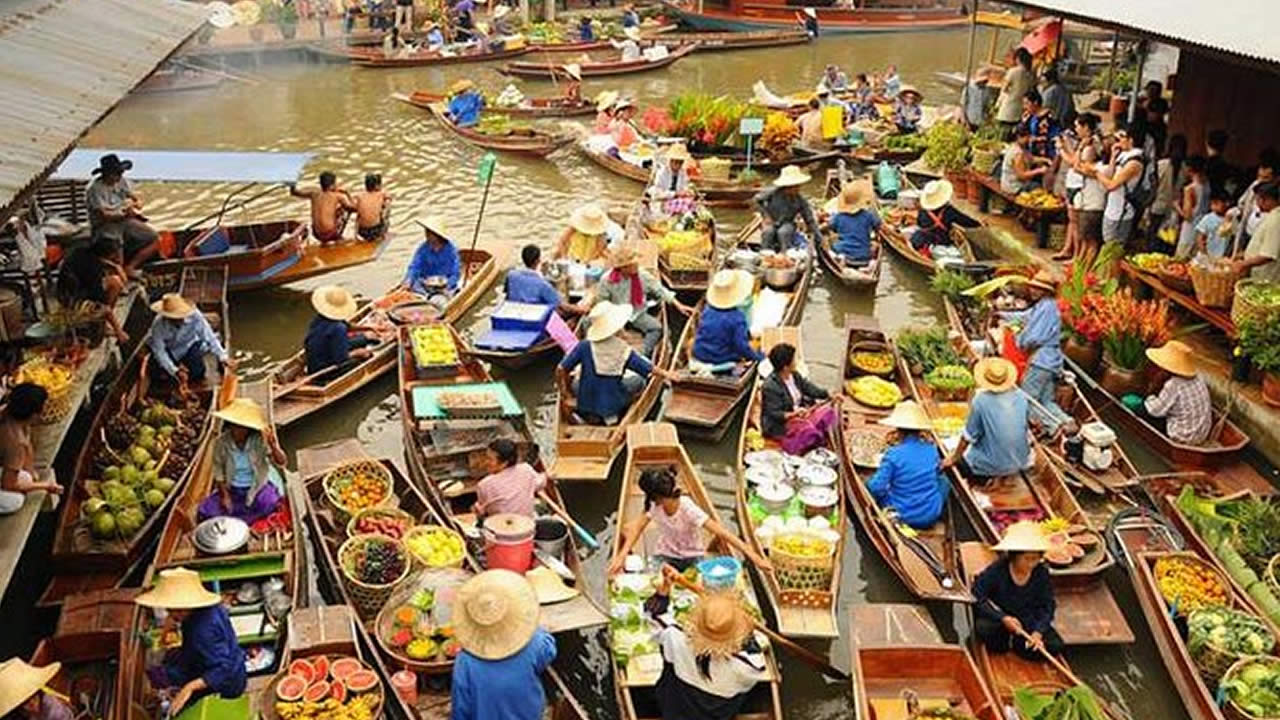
<box><xmin>608</xmin><ymin>244</ymin><xmax>640</xmax><ymax>269</ymax></box>
<box><xmin>450</xmin><ymin>79</ymin><xmax>475</xmax><ymax>95</ymax></box>
<box><xmin>563</xmin><ymin>63</ymin><xmax>582</xmax><ymax>81</ymax></box>
<box><xmin>920</xmin><ymin>179</ymin><xmax>954</xmax><ymax>211</ymax></box>
<box><xmin>623</xmin><ymin>26</ymin><xmax>642</xmax><ymax>41</ymax></box>
<box><xmin>1146</xmin><ymin>340</ymin><xmax>1197</xmax><ymax>378</ymax></box>
<box><xmin>214</xmin><ymin>397</ymin><xmax>269</xmax><ymax>432</ymax></box>
<box><xmin>665</xmin><ymin>144</ymin><xmax>693</xmax><ymax>162</ymax></box>
<box><xmin>825</xmin><ymin>180</ymin><xmax>873</xmax><ymax>214</ymax></box>
<box><xmin>311</xmin><ymin>285</ymin><xmax>359</xmax><ymax>321</ymax></box>
<box><xmin>897</xmin><ymin>85</ymin><xmax>923</xmax><ymax>100</ymax></box>
<box><xmin>92</xmin><ymin>153</ymin><xmax>132</xmax><ymax>176</ymax></box>
<box><xmin>150</xmin><ymin>293</ymin><xmax>196</xmax><ymax>320</ymax></box>
<box><xmin>992</xmin><ymin>520</ymin><xmax>1051</xmax><ymax>553</ymax></box>
<box><xmin>570</xmin><ymin>204</ymin><xmax>609</xmax><ymax>235</ymax></box>
<box><xmin>878</xmin><ymin>400</ymin><xmax>932</xmax><ymax>431</ymax></box>
<box><xmin>706</xmin><ymin>269</ymin><xmax>754</xmax><ymax>310</ymax></box>
<box><xmin>586</xmin><ymin>302</ymin><xmax>632</xmax><ymax>342</ymax></box>
<box><xmin>415</xmin><ymin>215</ymin><xmax>449</xmax><ymax>240</ymax></box>
<box><xmin>454</xmin><ymin>569</ymin><xmax>540</xmax><ymax>660</ymax></box>
<box><xmin>802</xmin><ymin>7</ymin><xmax>816</xmax><ymax>18</ymax></box>
<box><xmin>682</xmin><ymin>592</ymin><xmax>754</xmax><ymax>659</ymax></box>
<box><xmin>525</xmin><ymin>566</ymin><xmax>580</xmax><ymax>605</ymax></box>
<box><xmin>973</xmin><ymin>357</ymin><xmax>1017</xmax><ymax>393</ymax></box>
<box><xmin>773</xmin><ymin>165</ymin><xmax>812</xmax><ymax>188</ymax></box>
<box><xmin>0</xmin><ymin>658</ymin><xmax>60</xmax><ymax>718</ymax></box>
<box><xmin>613</xmin><ymin>98</ymin><xmax>636</xmax><ymax>111</ymax></box>
<box><xmin>595</xmin><ymin>90</ymin><xmax>619</xmax><ymax>109</ymax></box>
<box><xmin>1024</xmin><ymin>269</ymin><xmax>1057</xmax><ymax>293</ymax></box>
<box><xmin>135</xmin><ymin>567</ymin><xmax>221</xmax><ymax>609</ymax></box>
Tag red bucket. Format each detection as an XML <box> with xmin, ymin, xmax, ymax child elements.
<box><xmin>482</xmin><ymin>513</ymin><xmax>535</xmax><ymax>572</ymax></box>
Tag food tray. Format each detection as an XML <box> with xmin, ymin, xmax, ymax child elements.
<box><xmin>411</xmin><ymin>382</ymin><xmax>521</xmax><ymax>420</ymax></box>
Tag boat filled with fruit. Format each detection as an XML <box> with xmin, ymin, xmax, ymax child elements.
<box><xmin>625</xmin><ymin>196</ymin><xmax>720</xmax><ymax>298</ymax></box>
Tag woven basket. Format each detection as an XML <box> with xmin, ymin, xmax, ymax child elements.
<box><xmin>402</xmin><ymin>525</ymin><xmax>466</xmax><ymax>570</ymax></box>
<box><xmin>771</xmin><ymin>531</ymin><xmax>835</xmax><ymax>595</ymax></box>
<box><xmin>1157</xmin><ymin>265</ymin><xmax>1195</xmax><ymax>295</ymax></box>
<box><xmin>1266</xmin><ymin>554</ymin><xmax>1280</xmax><ymax>603</ymax></box>
<box><xmin>324</xmin><ymin>459</ymin><xmax>395</xmax><ymax>525</ymax></box>
<box><xmin>1223</xmin><ymin>655</ymin><xmax>1280</xmax><ymax>720</ymax></box>
<box><xmin>37</xmin><ymin>382</ymin><xmax>73</xmax><ymax>425</ymax></box>
<box><xmin>1189</xmin><ymin>261</ymin><xmax>1238</xmax><ymax>308</ymax></box>
<box><xmin>847</xmin><ymin>340</ymin><xmax>895</xmax><ymax>378</ymax></box>
<box><xmin>1233</xmin><ymin>278</ymin><xmax>1280</xmax><ymax>331</ymax></box>
<box><xmin>699</xmin><ymin>157</ymin><xmax>732</xmax><ymax>181</ymax></box>
<box><xmin>338</xmin><ymin>534</ymin><xmax>410</xmax><ymax>620</ymax></box>
<box><xmin>346</xmin><ymin>507</ymin><xmax>415</xmax><ymax>540</ymax></box>
<box><xmin>1189</xmin><ymin>607</ymin><xmax>1276</xmax><ymax>686</ymax></box>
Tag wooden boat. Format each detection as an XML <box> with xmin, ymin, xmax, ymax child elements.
<box><xmin>958</xmin><ymin>542</ymin><xmax>1124</xmax><ymax>720</ymax></box>
<box><xmin>403</xmin><ymin>89</ymin><xmax>597</xmax><ymax>118</ymax></box>
<box><xmin>299</xmin><ymin>444</ymin><xmax>589</xmax><ymax>720</ymax></box>
<box><xmin>501</xmin><ymin>41</ymin><xmax>698</xmax><ymax>79</ymax></box>
<box><xmin>470</xmin><ymin>312</ymin><xmax>581</xmax><ymax>371</ymax></box>
<box><xmin>661</xmin><ymin>0</ymin><xmax>969</xmax><ymax>34</ymax></box>
<box><xmin>664</xmin><ymin>218</ymin><xmax>811</xmax><ymax>441</ymax></box>
<box><xmin>903</xmin><ymin>341</ymin><xmax>1134</xmax><ymax>645</ymax></box>
<box><xmin>528</xmin><ymin>23</ymin><xmax>678</xmax><ymax>53</ymax></box>
<box><xmin>879</xmin><ymin>213</ymin><xmax>975</xmax><ymax>276</ymax></box>
<box><xmin>270</xmin><ymin>250</ymin><xmax>498</xmax><ymax>427</ymax></box>
<box><xmin>1063</xmin><ymin>355</ymin><xmax>1250</xmax><ymax>469</ymax></box>
<box><xmin>392</xmin><ymin>93</ymin><xmax>575</xmax><ymax>157</ymax></box>
<box><xmin>28</xmin><ymin>589</ymin><xmax>138</xmax><ymax>720</ymax></box>
<box><xmin>837</xmin><ymin>315</ymin><xmax>971</xmax><ymax>603</ymax></box>
<box><xmin>669</xmin><ymin>29</ymin><xmax>810</xmax><ymax>51</ymax></box>
<box><xmin>578</xmin><ymin>141</ymin><xmax>763</xmax><ymax>207</ymax></box>
<box><xmin>623</xmin><ymin>197</ymin><xmax>721</xmax><ymax>298</ymax></box>
<box><xmin>40</xmin><ymin>270</ymin><xmax>234</xmax><ymax>605</ymax></box>
<box><xmin>352</xmin><ymin>43</ymin><xmax>533</xmax><ymax>68</ymax></box>
<box><xmin>849</xmin><ymin>603</ymin><xmax>1001</xmax><ymax>720</ymax></box>
<box><xmin>613</xmin><ymin>422</ymin><xmax>783</xmax><ymax>720</ymax></box>
<box><xmin>816</xmin><ymin>168</ymin><xmax>881</xmax><ymax>290</ymax></box>
<box><xmin>735</xmin><ymin>327</ymin><xmax>845</xmax><ymax>637</ymax></box>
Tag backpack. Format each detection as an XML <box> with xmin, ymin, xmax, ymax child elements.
<box><xmin>1121</xmin><ymin>149</ymin><xmax>1152</xmax><ymax>217</ymax></box>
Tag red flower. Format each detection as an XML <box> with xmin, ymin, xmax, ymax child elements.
<box><xmin>1084</xmin><ymin>272</ymin><xmax>1098</xmax><ymax>288</ymax></box>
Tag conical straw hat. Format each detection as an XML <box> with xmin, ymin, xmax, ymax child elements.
<box><xmin>214</xmin><ymin>397</ymin><xmax>269</xmax><ymax>432</ymax></box>
<box><xmin>453</xmin><ymin>569</ymin><xmax>540</xmax><ymax>660</ymax></box>
<box><xmin>135</xmin><ymin>567</ymin><xmax>221</xmax><ymax>609</ymax></box>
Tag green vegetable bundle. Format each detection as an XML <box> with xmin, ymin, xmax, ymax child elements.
<box><xmin>921</xmin><ymin>121</ymin><xmax>971</xmax><ymax>173</ymax></box>
<box><xmin>896</xmin><ymin>327</ymin><xmax>962</xmax><ymax>375</ymax></box>
<box><xmin>1222</xmin><ymin>656</ymin><xmax>1280</xmax><ymax>719</ymax></box>
<box><xmin>930</xmin><ymin>268</ymin><xmax>976</xmax><ymax>302</ymax></box>
<box><xmin>1177</xmin><ymin>486</ymin><xmax>1280</xmax><ymax>629</ymax></box>
<box><xmin>924</xmin><ymin>364</ymin><xmax>975</xmax><ymax>393</ymax></box>
<box><xmin>1013</xmin><ymin>684</ymin><xmax>1109</xmax><ymax>720</ymax></box>
<box><xmin>1189</xmin><ymin>607</ymin><xmax>1275</xmax><ymax>657</ymax></box>
<box><xmin>884</xmin><ymin>133</ymin><xmax>927</xmax><ymax>151</ymax></box>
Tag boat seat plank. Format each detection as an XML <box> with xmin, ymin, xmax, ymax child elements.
<box><xmin>0</xmin><ymin>481</ymin><xmax>49</xmax><ymax>600</ymax></box>
<box><xmin>56</xmin><ymin>588</ymin><xmax>140</xmax><ymax>635</ymax></box>
<box><xmin>548</xmin><ymin>456</ymin><xmax>612</xmax><ymax>483</ymax></box>
<box><xmin>776</xmin><ymin>605</ymin><xmax>837</xmax><ymax>638</ymax></box>
<box><xmin>851</xmin><ymin>603</ymin><xmax>943</xmax><ymax>646</ymax></box>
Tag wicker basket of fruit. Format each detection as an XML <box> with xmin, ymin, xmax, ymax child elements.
<box><xmin>1222</xmin><ymin>655</ymin><xmax>1280</xmax><ymax>720</ymax></box>
<box><xmin>262</xmin><ymin>654</ymin><xmax>385</xmax><ymax>720</ymax></box>
<box><xmin>847</xmin><ymin>341</ymin><xmax>895</xmax><ymax>378</ymax></box>
<box><xmin>338</xmin><ymin>533</ymin><xmax>410</xmax><ymax>620</ymax></box>
<box><xmin>1232</xmin><ymin>278</ymin><xmax>1280</xmax><ymax>330</ymax></box>
<box><xmin>1158</xmin><ymin>262</ymin><xmax>1195</xmax><ymax>294</ymax></box>
<box><xmin>771</xmin><ymin>530</ymin><xmax>836</xmax><ymax>593</ymax></box>
<box><xmin>14</xmin><ymin>357</ymin><xmax>75</xmax><ymax>424</ymax></box>
<box><xmin>1189</xmin><ymin>258</ymin><xmax>1237</xmax><ymax>308</ymax></box>
<box><xmin>404</xmin><ymin>525</ymin><xmax>467</xmax><ymax>569</ymax></box>
<box><xmin>377</xmin><ymin>591</ymin><xmax>466</xmax><ymax>675</ymax></box>
<box><xmin>845</xmin><ymin>375</ymin><xmax>901</xmax><ymax>410</ymax></box>
<box><xmin>324</xmin><ymin>459</ymin><xmax>395</xmax><ymax>524</ymax></box>
<box><xmin>346</xmin><ymin>507</ymin><xmax>414</xmax><ymax>540</ymax></box>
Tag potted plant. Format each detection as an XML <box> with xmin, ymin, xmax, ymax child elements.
<box><xmin>261</xmin><ymin>0</ymin><xmax>298</xmax><ymax>39</ymax></box>
<box><xmin>1057</xmin><ymin>244</ymin><xmax>1123</xmax><ymax>372</ymax></box>
<box><xmin>248</xmin><ymin>0</ymin><xmax>269</xmax><ymax>42</ymax></box>
<box><xmin>1239</xmin><ymin>313</ymin><xmax>1280</xmax><ymax>406</ymax></box>
<box><xmin>1095</xmin><ymin>288</ymin><xmax>1172</xmax><ymax>398</ymax></box>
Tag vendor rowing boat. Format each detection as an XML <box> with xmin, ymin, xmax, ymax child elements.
<box><xmin>392</xmin><ymin>93</ymin><xmax>576</xmax><ymax>157</ymax></box>
<box><xmin>817</xmin><ymin>169</ymin><xmax>881</xmax><ymax>290</ymax></box>
<box><xmin>502</xmin><ymin>42</ymin><xmax>698</xmax><ymax>79</ymax></box>
<box><xmin>402</xmin><ymin>89</ymin><xmax>597</xmax><ymax>118</ymax></box>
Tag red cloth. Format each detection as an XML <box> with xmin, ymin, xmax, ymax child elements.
<box><xmin>1000</xmin><ymin>326</ymin><xmax>1029</xmax><ymax>382</ymax></box>
<box><xmin>610</xmin><ymin>269</ymin><xmax>644</xmax><ymax>308</ymax></box>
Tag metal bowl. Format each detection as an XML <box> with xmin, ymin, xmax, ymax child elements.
<box><xmin>763</xmin><ymin>265</ymin><xmax>800</xmax><ymax>289</ymax></box>
<box><xmin>193</xmin><ymin>516</ymin><xmax>250</xmax><ymax>555</ymax></box>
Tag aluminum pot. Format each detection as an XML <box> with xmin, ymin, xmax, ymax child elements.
<box><xmin>763</xmin><ymin>265</ymin><xmax>800</xmax><ymax>290</ymax></box>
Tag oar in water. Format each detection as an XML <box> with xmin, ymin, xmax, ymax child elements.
<box><xmin>537</xmin><ymin>490</ymin><xmax>600</xmax><ymax>551</ymax></box>
<box><xmin>665</xmin><ymin>566</ymin><xmax>849</xmax><ymax>681</ymax></box>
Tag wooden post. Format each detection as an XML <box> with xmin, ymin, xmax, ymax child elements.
<box><xmin>1128</xmin><ymin>39</ymin><xmax>1146</xmax><ymax>124</ymax></box>
<box><xmin>960</xmin><ymin>5</ymin><xmax>977</xmax><ymax>103</ymax></box>
<box><xmin>1103</xmin><ymin>30</ymin><xmax>1120</xmax><ymax>93</ymax></box>
<box><xmin>519</xmin><ymin>0</ymin><xmax>529</xmax><ymax>24</ymax></box>
<box><xmin>987</xmin><ymin>26</ymin><xmax>999</xmax><ymax>64</ymax></box>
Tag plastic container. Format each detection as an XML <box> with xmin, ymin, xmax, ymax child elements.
<box><xmin>697</xmin><ymin>556</ymin><xmax>742</xmax><ymax>590</ymax></box>
<box><xmin>1079</xmin><ymin>421</ymin><xmax>1116</xmax><ymax>448</ymax></box>
<box><xmin>533</xmin><ymin>517</ymin><xmax>568</xmax><ymax>558</ymax></box>
<box><xmin>482</xmin><ymin>513</ymin><xmax>535</xmax><ymax>572</ymax></box>
<box><xmin>391</xmin><ymin>670</ymin><xmax>418</xmax><ymax>705</ymax></box>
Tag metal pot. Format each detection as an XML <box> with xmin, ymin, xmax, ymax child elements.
<box><xmin>763</xmin><ymin>264</ymin><xmax>800</xmax><ymax>290</ymax></box>
<box><xmin>755</xmin><ymin>482</ymin><xmax>795</xmax><ymax>514</ymax></box>
<box><xmin>193</xmin><ymin>516</ymin><xmax>250</xmax><ymax>555</ymax></box>
<box><xmin>798</xmin><ymin>486</ymin><xmax>838</xmax><ymax>518</ymax></box>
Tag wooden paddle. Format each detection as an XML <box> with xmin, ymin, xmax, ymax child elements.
<box><xmin>665</xmin><ymin>565</ymin><xmax>850</xmax><ymax>681</ymax></box>
<box><xmin>536</xmin><ymin>490</ymin><xmax>600</xmax><ymax>551</ymax></box>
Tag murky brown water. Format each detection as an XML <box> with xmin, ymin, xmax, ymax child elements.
<box><xmin>84</xmin><ymin>30</ymin><xmax>1188</xmax><ymax>719</ymax></box>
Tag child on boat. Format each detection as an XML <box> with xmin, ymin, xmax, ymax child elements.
<box><xmin>353</xmin><ymin>173</ymin><xmax>391</xmax><ymax>242</ymax></box>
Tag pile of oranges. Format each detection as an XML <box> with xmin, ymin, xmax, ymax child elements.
<box><xmin>335</xmin><ymin>472</ymin><xmax>389</xmax><ymax>513</ymax></box>
<box><xmin>1154</xmin><ymin>556</ymin><xmax>1229</xmax><ymax>613</ymax></box>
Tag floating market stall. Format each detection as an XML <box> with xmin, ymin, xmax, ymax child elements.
<box><xmin>401</xmin><ymin>89</ymin><xmax>598</xmax><ymax>118</ymax></box>
<box><xmin>816</xmin><ymin>168</ymin><xmax>881</xmax><ymax>290</ymax></box>
<box><xmin>626</xmin><ymin>197</ymin><xmax>720</xmax><ymax>298</ymax></box>
<box><xmin>392</xmin><ymin>94</ymin><xmax>576</xmax><ymax>157</ymax></box>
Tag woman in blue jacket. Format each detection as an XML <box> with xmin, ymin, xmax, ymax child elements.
<box><xmin>691</xmin><ymin>269</ymin><xmax>761</xmax><ymax>373</ymax></box>
<box><xmin>867</xmin><ymin>400</ymin><xmax>948</xmax><ymax>528</ymax></box>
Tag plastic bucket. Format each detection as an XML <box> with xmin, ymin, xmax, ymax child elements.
<box><xmin>534</xmin><ymin>517</ymin><xmax>568</xmax><ymax>558</ymax></box>
<box><xmin>391</xmin><ymin>670</ymin><xmax>418</xmax><ymax>705</ymax></box>
<box><xmin>483</xmin><ymin>513</ymin><xmax>535</xmax><ymax>573</ymax></box>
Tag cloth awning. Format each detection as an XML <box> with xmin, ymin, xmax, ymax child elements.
<box><xmin>52</xmin><ymin>150</ymin><xmax>314</xmax><ymax>184</ymax></box>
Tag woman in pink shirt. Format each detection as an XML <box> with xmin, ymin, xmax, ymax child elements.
<box><xmin>473</xmin><ymin>439</ymin><xmax>546</xmax><ymax>518</ymax></box>
<box><xmin>607</xmin><ymin>467</ymin><xmax>771</xmax><ymax>574</ymax></box>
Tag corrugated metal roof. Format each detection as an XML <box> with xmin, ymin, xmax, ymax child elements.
<box><xmin>0</xmin><ymin>0</ymin><xmax>207</xmax><ymax>219</ymax></box>
<box><xmin>1008</xmin><ymin>0</ymin><xmax>1278</xmax><ymax>68</ymax></box>
<box><xmin>54</xmin><ymin>149</ymin><xmax>314</xmax><ymax>184</ymax></box>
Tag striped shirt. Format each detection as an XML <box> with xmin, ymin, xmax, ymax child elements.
<box><xmin>1145</xmin><ymin>375</ymin><xmax>1212</xmax><ymax>445</ymax></box>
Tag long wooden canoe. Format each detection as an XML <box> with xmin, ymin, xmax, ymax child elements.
<box><xmin>404</xmin><ymin>89</ymin><xmax>598</xmax><ymax>118</ymax></box>
<box><xmin>623</xmin><ymin>198</ymin><xmax>720</xmax><ymax>299</ymax></box>
<box><xmin>579</xmin><ymin>142</ymin><xmax>763</xmax><ymax>207</ymax></box>
<box><xmin>838</xmin><ymin>314</ymin><xmax>972</xmax><ymax>603</ymax></box>
<box><xmin>669</xmin><ymin>29</ymin><xmax>810</xmax><ymax>51</ymax></box>
<box><xmin>29</xmin><ymin>589</ymin><xmax>138</xmax><ymax>720</ymax></box>
<box><xmin>849</xmin><ymin>603</ymin><xmax>1001</xmax><ymax>720</ymax></box>
<box><xmin>41</xmin><ymin>271</ymin><xmax>234</xmax><ymax>606</ymax></box>
<box><xmin>614</xmin><ymin>422</ymin><xmax>783</xmax><ymax>720</ymax></box>
<box><xmin>879</xmin><ymin>212</ymin><xmax>975</xmax><ymax>276</ymax></box>
<box><xmin>735</xmin><ymin>327</ymin><xmax>845</xmax><ymax>637</ymax></box>
<box><xmin>662</xmin><ymin>1</ymin><xmax>970</xmax><ymax>34</ymax></box>
<box><xmin>352</xmin><ymin>43</ymin><xmax>533</xmax><ymax>68</ymax></box>
<box><xmin>816</xmin><ymin>169</ymin><xmax>880</xmax><ymax>290</ymax></box>
<box><xmin>270</xmin><ymin>249</ymin><xmax>497</xmax><ymax>427</ymax></box>
<box><xmin>664</xmin><ymin>217</ymin><xmax>811</xmax><ymax>441</ymax></box>
<box><xmin>393</xmin><ymin>93</ymin><xmax>575</xmax><ymax>156</ymax></box>
<box><xmin>501</xmin><ymin>41</ymin><xmax>697</xmax><ymax>78</ymax></box>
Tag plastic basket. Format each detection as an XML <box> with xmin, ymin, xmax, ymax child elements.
<box><xmin>1188</xmin><ymin>261</ymin><xmax>1237</xmax><ymax>308</ymax></box>
<box><xmin>696</xmin><ymin>556</ymin><xmax>742</xmax><ymax>590</ymax></box>
<box><xmin>403</xmin><ymin>525</ymin><xmax>466</xmax><ymax>569</ymax></box>
<box><xmin>346</xmin><ymin>507</ymin><xmax>415</xmax><ymax>540</ymax></box>
<box><xmin>1233</xmin><ymin>278</ymin><xmax>1280</xmax><ymax>331</ymax></box>
<box><xmin>1223</xmin><ymin>656</ymin><xmax>1280</xmax><ymax>720</ymax></box>
<box><xmin>338</xmin><ymin>534</ymin><xmax>410</xmax><ymax>620</ymax></box>
<box><xmin>1188</xmin><ymin>607</ymin><xmax>1276</xmax><ymax>686</ymax></box>
<box><xmin>324</xmin><ymin>459</ymin><xmax>395</xmax><ymax>525</ymax></box>
<box><xmin>770</xmin><ymin>531</ymin><xmax>836</xmax><ymax>595</ymax></box>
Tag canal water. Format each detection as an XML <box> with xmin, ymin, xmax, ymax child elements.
<box><xmin>85</xmin><ymin>29</ymin><xmax>1187</xmax><ymax>719</ymax></box>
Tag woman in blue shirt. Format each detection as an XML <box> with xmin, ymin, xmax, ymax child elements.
<box><xmin>822</xmin><ymin>180</ymin><xmax>881</xmax><ymax>265</ymax></box>
<box><xmin>196</xmin><ymin>397</ymin><xmax>287</xmax><ymax>523</ymax></box>
<box><xmin>557</xmin><ymin>302</ymin><xmax>671</xmax><ymax>424</ymax></box>
<box><xmin>446</xmin><ymin>79</ymin><xmax>485</xmax><ymax>128</ymax></box>
<box><xmin>304</xmin><ymin>285</ymin><xmax>377</xmax><ymax>381</ymax></box>
<box><xmin>867</xmin><ymin>400</ymin><xmax>948</xmax><ymax>529</ymax></box>
<box><xmin>692</xmin><ymin>269</ymin><xmax>760</xmax><ymax>371</ymax></box>
<box><xmin>137</xmin><ymin>568</ymin><xmax>246</xmax><ymax>717</ymax></box>
<box><xmin>401</xmin><ymin>216</ymin><xmax>462</xmax><ymax>307</ymax></box>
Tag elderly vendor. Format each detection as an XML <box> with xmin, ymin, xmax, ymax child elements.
<box><xmin>402</xmin><ymin>216</ymin><xmax>461</xmax><ymax>306</ymax></box>
<box><xmin>754</xmin><ymin>165</ymin><xmax>821</xmax><ymax>252</ymax></box>
<box><xmin>147</xmin><ymin>293</ymin><xmax>232</xmax><ymax>390</ymax></box>
<box><xmin>590</xmin><ymin>246</ymin><xmax>692</xmax><ymax>358</ymax></box>
<box><xmin>196</xmin><ymin>398</ymin><xmax>286</xmax><ymax>523</ymax></box>
<box><xmin>1143</xmin><ymin>341</ymin><xmax>1212</xmax><ymax>445</ymax></box>
<box><xmin>868</xmin><ymin>400</ymin><xmax>947</xmax><ymax>528</ymax></box>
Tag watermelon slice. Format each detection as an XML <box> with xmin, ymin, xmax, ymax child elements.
<box><xmin>310</xmin><ymin>655</ymin><xmax>330</xmax><ymax>682</ymax></box>
<box><xmin>345</xmin><ymin>670</ymin><xmax>378</xmax><ymax>693</ymax></box>
<box><xmin>276</xmin><ymin>675</ymin><xmax>307</xmax><ymax>702</ymax></box>
<box><xmin>329</xmin><ymin>657</ymin><xmax>363</xmax><ymax>682</ymax></box>
<box><xmin>331</xmin><ymin>680</ymin><xmax>348</xmax><ymax>704</ymax></box>
<box><xmin>304</xmin><ymin>681</ymin><xmax>331</xmax><ymax>703</ymax></box>
<box><xmin>288</xmin><ymin>659</ymin><xmax>315</xmax><ymax>685</ymax></box>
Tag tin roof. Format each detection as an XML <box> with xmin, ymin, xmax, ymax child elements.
<box><xmin>0</xmin><ymin>0</ymin><xmax>208</xmax><ymax>219</ymax></box>
<box><xmin>54</xmin><ymin>149</ymin><xmax>315</xmax><ymax>184</ymax></box>
<box><xmin>1006</xmin><ymin>0</ymin><xmax>1278</xmax><ymax>68</ymax></box>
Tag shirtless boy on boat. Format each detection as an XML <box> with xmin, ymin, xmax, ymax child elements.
<box><xmin>354</xmin><ymin>173</ymin><xmax>391</xmax><ymax>241</ymax></box>
<box><xmin>290</xmin><ymin>170</ymin><xmax>357</xmax><ymax>243</ymax></box>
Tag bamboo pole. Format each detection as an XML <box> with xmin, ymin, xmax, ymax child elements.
<box><xmin>1103</xmin><ymin>30</ymin><xmax>1120</xmax><ymax>93</ymax></box>
<box><xmin>960</xmin><ymin>3</ymin><xmax>977</xmax><ymax>104</ymax></box>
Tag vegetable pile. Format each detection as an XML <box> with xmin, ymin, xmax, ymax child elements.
<box><xmin>897</xmin><ymin>327</ymin><xmax>962</xmax><ymax>375</ymax></box>
<box><xmin>883</xmin><ymin>133</ymin><xmax>928</xmax><ymax>152</ymax></box>
<box><xmin>923</xmin><ymin>364</ymin><xmax>974</xmax><ymax>395</ymax></box>
<box><xmin>921</xmin><ymin>121</ymin><xmax>970</xmax><ymax>173</ymax></box>
<box><xmin>1129</xmin><ymin>252</ymin><xmax>1171</xmax><ymax>272</ymax></box>
<box><xmin>849</xmin><ymin>350</ymin><xmax>894</xmax><ymax>376</ymax></box>
<box><xmin>1223</xmin><ymin>657</ymin><xmax>1280</xmax><ymax>719</ymax></box>
<box><xmin>1189</xmin><ymin>607</ymin><xmax>1275</xmax><ymax>657</ymax></box>
<box><xmin>1013</xmin><ymin>685</ymin><xmax>1109</xmax><ymax>720</ymax></box>
<box><xmin>1240</xmin><ymin>282</ymin><xmax>1280</xmax><ymax>308</ymax></box>
<box><xmin>1154</xmin><ymin>555</ymin><xmax>1229</xmax><ymax>613</ymax></box>
<box><xmin>846</xmin><ymin>375</ymin><xmax>902</xmax><ymax>408</ymax></box>
<box><xmin>929</xmin><ymin>268</ymin><xmax>976</xmax><ymax>302</ymax></box>
<box><xmin>1177</xmin><ymin>487</ymin><xmax>1280</xmax><ymax>627</ymax></box>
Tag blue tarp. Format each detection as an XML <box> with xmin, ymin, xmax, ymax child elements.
<box><xmin>51</xmin><ymin>149</ymin><xmax>313</xmax><ymax>184</ymax></box>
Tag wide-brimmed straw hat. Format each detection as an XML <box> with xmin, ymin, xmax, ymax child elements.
<box><xmin>214</xmin><ymin>397</ymin><xmax>270</xmax><ymax>432</ymax></box>
<box><xmin>608</xmin><ymin>244</ymin><xmax>640</xmax><ymax>269</ymax></box>
<box><xmin>92</xmin><ymin>153</ymin><xmax>132</xmax><ymax>176</ymax></box>
<box><xmin>974</xmin><ymin>357</ymin><xmax>1017</xmax><ymax>393</ymax></box>
<box><xmin>824</xmin><ymin>180</ymin><xmax>873</xmax><ymax>214</ymax></box>
<box><xmin>802</xmin><ymin>7</ymin><xmax>816</xmax><ymax>18</ymax></box>
<box><xmin>595</xmin><ymin>90</ymin><xmax>619</xmax><ymax>110</ymax></box>
<box><xmin>493</xmin><ymin>4</ymin><xmax>510</xmax><ymax>18</ymax></box>
<box><xmin>773</xmin><ymin>165</ymin><xmax>811</xmax><ymax>188</ymax></box>
<box><xmin>417</xmin><ymin>215</ymin><xmax>449</xmax><ymax>240</ymax></box>
<box><xmin>898</xmin><ymin>84</ymin><xmax>922</xmax><ymax>100</ymax></box>
<box><xmin>450</xmin><ymin>78</ymin><xmax>475</xmax><ymax>95</ymax></box>
<box><xmin>311</xmin><ymin>285</ymin><xmax>359</xmax><ymax>321</ymax></box>
<box><xmin>682</xmin><ymin>592</ymin><xmax>754</xmax><ymax>659</ymax></box>
<box><xmin>586</xmin><ymin>301</ymin><xmax>632</xmax><ymax>342</ymax></box>
<box><xmin>878</xmin><ymin>400</ymin><xmax>932</xmax><ymax>431</ymax></box>
<box><xmin>1146</xmin><ymin>340</ymin><xmax>1197</xmax><ymax>378</ymax></box>
<box><xmin>623</xmin><ymin>26</ymin><xmax>642</xmax><ymax>41</ymax></box>
<box><xmin>570</xmin><ymin>204</ymin><xmax>609</xmax><ymax>235</ymax></box>
<box><xmin>613</xmin><ymin>97</ymin><xmax>636</xmax><ymax>111</ymax></box>
<box><xmin>0</xmin><ymin>658</ymin><xmax>61</xmax><ymax>717</ymax></box>
<box><xmin>664</xmin><ymin>144</ymin><xmax>692</xmax><ymax>163</ymax></box>
<box><xmin>706</xmin><ymin>269</ymin><xmax>754</xmax><ymax>310</ymax></box>
<box><xmin>150</xmin><ymin>293</ymin><xmax>196</xmax><ymax>320</ymax></box>
<box><xmin>525</xmin><ymin>566</ymin><xmax>580</xmax><ymax>604</ymax></box>
<box><xmin>1024</xmin><ymin>269</ymin><xmax>1057</xmax><ymax>293</ymax></box>
<box><xmin>920</xmin><ymin>179</ymin><xmax>954</xmax><ymax>211</ymax></box>
<box><xmin>453</xmin><ymin>569</ymin><xmax>540</xmax><ymax>660</ymax></box>
<box><xmin>563</xmin><ymin>63</ymin><xmax>582</xmax><ymax>81</ymax></box>
<box><xmin>993</xmin><ymin>520</ymin><xmax>1050</xmax><ymax>553</ymax></box>
<box><xmin>135</xmin><ymin>567</ymin><xmax>221</xmax><ymax>609</ymax></box>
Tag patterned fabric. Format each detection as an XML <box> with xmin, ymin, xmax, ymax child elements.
<box><xmin>1145</xmin><ymin>374</ymin><xmax>1212</xmax><ymax>445</ymax></box>
<box><xmin>648</xmin><ymin>496</ymin><xmax>709</xmax><ymax>559</ymax></box>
